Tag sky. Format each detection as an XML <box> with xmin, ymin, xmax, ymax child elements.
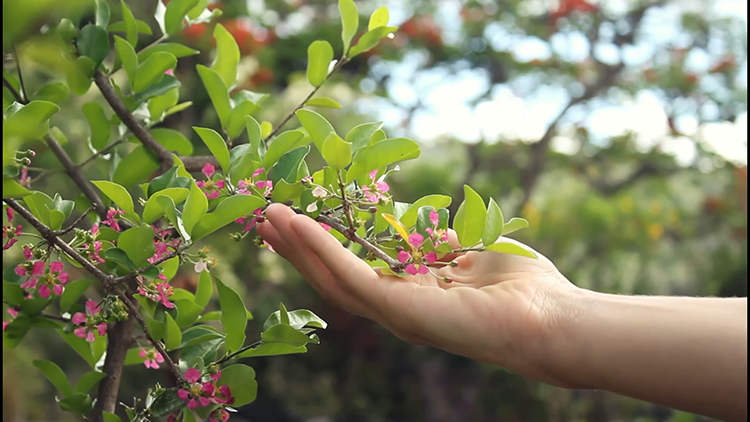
<box><xmin>355</xmin><ymin>0</ymin><xmax>748</xmax><ymax>166</ymax></box>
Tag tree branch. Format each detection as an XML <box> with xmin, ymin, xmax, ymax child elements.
<box><xmin>3</xmin><ymin>199</ymin><xmax>185</xmax><ymax>385</ymax></box>
<box><xmin>93</xmin><ymin>71</ymin><xmax>174</xmax><ymax>173</ymax></box>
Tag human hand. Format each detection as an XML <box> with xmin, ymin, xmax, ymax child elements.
<box><xmin>258</xmin><ymin>203</ymin><xmax>586</xmax><ymax>387</ymax></box>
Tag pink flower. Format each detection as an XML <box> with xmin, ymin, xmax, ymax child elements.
<box><xmin>178</xmin><ymin>368</ymin><xmax>233</xmax><ymax>409</ymax></box>
<box><xmin>139</xmin><ymin>347</ymin><xmax>165</xmax><ymax>369</ymax></box>
<box><xmin>235</xmin><ymin>208</ymin><xmax>264</xmax><ymax>233</ymax></box>
<box><xmin>91</xmin><ymin>224</ymin><xmax>99</xmax><ymax>237</ymax></box>
<box><xmin>236</xmin><ymin>168</ymin><xmax>272</xmax><ymax>196</ymax></box>
<box><xmin>362</xmin><ymin>170</ymin><xmax>390</xmax><ymax>203</ymax></box>
<box><xmin>147</xmin><ymin>240</ymin><xmax>169</xmax><ymax>264</ymax></box>
<box><xmin>23</xmin><ymin>247</ymin><xmax>33</xmax><ymax>260</ymax></box>
<box><xmin>72</xmin><ymin>300</ymin><xmax>107</xmax><ymax>342</ymax></box>
<box><xmin>165</xmin><ymin>68</ymin><xmax>174</xmax><ymax>76</ymax></box>
<box><xmin>32</xmin><ymin>261</ymin><xmax>69</xmax><ymax>299</ymax></box>
<box><xmin>19</xmin><ymin>167</ymin><xmax>31</xmax><ymax>187</ymax></box>
<box><xmin>209</xmin><ymin>408</ymin><xmax>231</xmax><ymax>422</ymax></box>
<box><xmin>2</xmin><ymin>208</ymin><xmax>22</xmax><ymax>250</ymax></box>
<box><xmin>137</xmin><ymin>275</ymin><xmax>174</xmax><ymax>309</ymax></box>
<box><xmin>197</xmin><ymin>163</ymin><xmax>226</xmax><ymax>199</ymax></box>
<box><xmin>102</xmin><ymin>208</ymin><xmax>125</xmax><ymax>232</ymax></box>
<box><xmin>397</xmin><ymin>232</ymin><xmax>438</xmax><ymax>275</ymax></box>
<box><xmin>424</xmin><ymin>210</ymin><xmax>449</xmax><ymax>246</ymax></box>
<box><xmin>319</xmin><ymin>222</ymin><xmax>331</xmax><ymax>231</ymax></box>
<box><xmin>83</xmin><ymin>241</ymin><xmax>105</xmax><ymax>263</ymax></box>
<box><xmin>3</xmin><ymin>308</ymin><xmax>19</xmax><ymax>331</ymax></box>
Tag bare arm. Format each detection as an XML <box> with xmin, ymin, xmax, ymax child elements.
<box><xmin>552</xmin><ymin>291</ymin><xmax>747</xmax><ymax>422</ymax></box>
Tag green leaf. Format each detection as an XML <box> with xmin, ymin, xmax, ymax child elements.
<box><xmin>143</xmin><ymin>187</ymin><xmax>189</xmax><ymax>223</ymax></box>
<box><xmin>164</xmin><ymin>312</ymin><xmax>182</xmax><ymax>350</ymax></box>
<box><xmin>134</xmin><ymin>75</ymin><xmax>181</xmax><ymax>105</ymax></box>
<box><xmin>121</xmin><ymin>0</ymin><xmax>138</xmax><ymax>47</ymax></box>
<box><xmin>346</xmin><ymin>138</ymin><xmax>420</xmax><ymax>184</ymax></box>
<box><xmin>453</xmin><ymin>185</ymin><xmax>486</xmax><ymax>248</ymax></box>
<box><xmin>19</xmin><ymin>298</ymin><xmax>52</xmax><ymax>315</ymax></box>
<box><xmin>147</xmin><ymin>166</ymin><xmax>179</xmax><ymax>197</ymax></box>
<box><xmin>236</xmin><ymin>342</ymin><xmax>307</xmax><ymax>358</ymax></box>
<box><xmin>483</xmin><ymin>198</ymin><xmax>504</xmax><ymax>246</ymax></box>
<box><xmin>65</xmin><ymin>57</ymin><xmax>95</xmax><ymax>96</ymax></box>
<box><xmin>92</xmin><ymin>180</ymin><xmax>134</xmax><ymax>214</ymax></box>
<box><xmin>33</xmin><ymin>360</ymin><xmax>74</xmax><ymax>397</ymax></box>
<box><xmin>338</xmin><ymin>0</ymin><xmax>359</xmax><ymax>54</ymax></box>
<box><xmin>57</xmin><ymin>330</ymin><xmax>96</xmax><ymax>367</ymax></box>
<box><xmin>217</xmin><ymin>364</ymin><xmax>257</xmax><ymax>406</ymax></box>
<box><xmin>150</xmin><ymin>128</ymin><xmax>194</xmax><ymax>155</ymax></box>
<box><xmin>271</xmin><ymin>146</ymin><xmax>311</xmax><ymax>185</ymax></box>
<box><xmin>230</xmin><ymin>155</ymin><xmax>261</xmax><ymax>185</ymax></box>
<box><xmin>74</xmin><ymin>371</ymin><xmax>106</xmax><ymax>394</ymax></box>
<box><xmin>113</xmin><ymin>36</ymin><xmax>137</xmax><ymax>82</ymax></box>
<box><xmin>102</xmin><ymin>248</ymin><xmax>136</xmax><ymax>270</ymax></box>
<box><xmin>137</xmin><ymin>43</ymin><xmax>199</xmax><ymax>62</ymax></box>
<box><xmin>501</xmin><ymin>218</ymin><xmax>530</xmax><ymax>236</ymax></box>
<box><xmin>270</xmin><ymin>179</ymin><xmax>303</xmax><ymax>202</ymax></box>
<box><xmin>160</xmin><ymin>256</ymin><xmax>180</xmax><ymax>281</ymax></box>
<box><xmin>3</xmin><ymin>315</ymin><xmax>31</xmax><ymax>348</ymax></box>
<box><xmin>193</xmin><ymin>127</ymin><xmax>230</xmax><ymax>174</ymax></box>
<box><xmin>157</xmin><ymin>195</ymin><xmax>191</xmax><ymax>242</ymax></box>
<box><xmin>350</xmin><ymin>26</ymin><xmax>398</xmax><ymax>57</ymax></box>
<box><xmin>82</xmin><ymin>102</ymin><xmax>110</xmax><ymax>150</ymax></box>
<box><xmin>149</xmin><ymin>389</ymin><xmax>186</xmax><ymax>417</ymax></box>
<box><xmin>133</xmin><ymin>52</ymin><xmax>177</xmax><ymax>93</ymax></box>
<box><xmin>95</xmin><ymin>0</ymin><xmax>110</xmax><ymax>27</ymax></box>
<box><xmin>148</xmin><ymin>87</ymin><xmax>179</xmax><ymax>120</ymax></box>
<box><xmin>415</xmin><ymin>206</ymin><xmax>436</xmax><ymax>240</ymax></box>
<box><xmin>102</xmin><ymin>411</ymin><xmax>122</xmax><ymax>422</ymax></box>
<box><xmin>23</xmin><ymin>192</ymin><xmax>53</xmax><ymax>225</ymax></box>
<box><xmin>262</xmin><ymin>130</ymin><xmax>306</xmax><ymax>169</ymax></box>
<box><xmin>187</xmin><ymin>0</ymin><xmax>209</xmax><ymax>19</ymax></box>
<box><xmin>3</xmin><ymin>281</ymin><xmax>25</xmax><ymax>306</ymax></box>
<box><xmin>212</xmin><ymin>23</ymin><xmax>240</xmax><ymax>88</ymax></box>
<box><xmin>57</xmin><ymin>392</ymin><xmax>94</xmax><ymax>415</ymax></box>
<box><xmin>483</xmin><ymin>242</ymin><xmax>537</xmax><ymax>259</ymax></box>
<box><xmin>244</xmin><ymin>115</ymin><xmax>263</xmax><ymax>161</ymax></box>
<box><xmin>215</xmin><ymin>277</ymin><xmax>248</xmax><ymax>353</ymax></box>
<box><xmin>226</xmin><ymin>100</ymin><xmax>261</xmax><ymax>139</ymax></box>
<box><xmin>48</xmin><ymin>207</ymin><xmax>65</xmax><ymax>231</ymax></box>
<box><xmin>306</xmin><ymin>40</ymin><xmax>334</xmax><ymax>87</ymax></box>
<box><xmin>108</xmin><ymin>20</ymin><xmax>153</xmax><ymax>35</ymax></box>
<box><xmin>263</xmin><ymin>309</ymin><xmax>327</xmax><ymax>331</ymax></box>
<box><xmin>192</xmin><ymin>194</ymin><xmax>266</xmax><ymax>241</ymax></box>
<box><xmin>118</xmin><ymin>225</ymin><xmax>155</xmax><ymax>266</ymax></box>
<box><xmin>143</xmin><ymin>312</ymin><xmax>166</xmax><ymax>340</ymax></box>
<box><xmin>194</xmin><ymin>271</ymin><xmax>212</xmax><ymax>308</ymax></box>
<box><xmin>400</xmin><ymin>195</ymin><xmax>452</xmax><ymax>228</ymax></box>
<box><xmin>165</xmin><ymin>0</ymin><xmax>199</xmax><ymax>35</ymax></box>
<box><xmin>368</xmin><ymin>6</ymin><xmax>389</xmax><ymax>30</ymax></box>
<box><xmin>33</xmin><ymin>82</ymin><xmax>69</xmax><ymax>104</ymax></box>
<box><xmin>182</xmin><ymin>182</ymin><xmax>208</xmax><ymax>235</ymax></box>
<box><xmin>295</xmin><ymin>109</ymin><xmax>335</xmax><ymax>153</ymax></box>
<box><xmin>321</xmin><ymin>132</ymin><xmax>351</xmax><ymax>170</ymax></box>
<box><xmin>113</xmin><ymin>146</ymin><xmax>158</xmax><ymax>187</ymax></box>
<box><xmin>261</xmin><ymin>324</ymin><xmax>311</xmax><ymax>347</ymax></box>
<box><xmin>305</xmin><ymin>97</ymin><xmax>342</xmax><ymax>108</ymax></box>
<box><xmin>3</xmin><ymin>100</ymin><xmax>60</xmax><ymax>143</ymax></box>
<box><xmin>2</xmin><ymin>178</ymin><xmax>31</xmax><ymax>198</ymax></box>
<box><xmin>197</xmin><ymin>65</ymin><xmax>231</xmax><ymax>129</ymax></box>
<box><xmin>174</xmin><ymin>299</ymin><xmax>203</xmax><ymax>328</ymax></box>
<box><xmin>260</xmin><ymin>121</ymin><xmax>272</xmax><ymax>138</ymax></box>
<box><xmin>77</xmin><ymin>24</ymin><xmax>110</xmax><ymax>66</ymax></box>
<box><xmin>59</xmin><ymin>280</ymin><xmax>91</xmax><ymax>313</ymax></box>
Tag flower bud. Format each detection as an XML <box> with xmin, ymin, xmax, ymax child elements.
<box><xmin>253</xmin><ymin>236</ymin><xmax>264</xmax><ymax>246</ymax></box>
<box><xmin>368</xmin><ymin>206</ymin><xmax>377</xmax><ymax>213</ymax></box>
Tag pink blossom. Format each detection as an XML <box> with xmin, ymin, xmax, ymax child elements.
<box><xmin>197</xmin><ymin>163</ymin><xmax>226</xmax><ymax>199</ymax></box>
<box><xmin>236</xmin><ymin>168</ymin><xmax>272</xmax><ymax>196</ymax></box>
<box><xmin>424</xmin><ymin>211</ymin><xmax>449</xmax><ymax>246</ymax></box>
<box><xmin>137</xmin><ymin>275</ymin><xmax>174</xmax><ymax>309</ymax></box>
<box><xmin>84</xmin><ymin>241</ymin><xmax>105</xmax><ymax>263</ymax></box>
<box><xmin>3</xmin><ymin>308</ymin><xmax>19</xmax><ymax>331</ymax></box>
<box><xmin>362</xmin><ymin>170</ymin><xmax>390</xmax><ymax>203</ymax></box>
<box><xmin>407</xmin><ymin>233</ymin><xmax>425</xmax><ymax>249</ymax></box>
<box><xmin>397</xmin><ymin>232</ymin><xmax>439</xmax><ymax>275</ymax></box>
<box><xmin>72</xmin><ymin>300</ymin><xmax>107</xmax><ymax>342</ymax></box>
<box><xmin>23</xmin><ymin>247</ymin><xmax>33</xmax><ymax>260</ymax></box>
<box><xmin>429</xmin><ymin>210</ymin><xmax>439</xmax><ymax>226</ymax></box>
<box><xmin>147</xmin><ymin>240</ymin><xmax>169</xmax><ymax>264</ymax></box>
<box><xmin>178</xmin><ymin>368</ymin><xmax>233</xmax><ymax>409</ymax></box>
<box><xmin>102</xmin><ymin>208</ymin><xmax>125</xmax><ymax>232</ymax></box>
<box><xmin>209</xmin><ymin>408</ymin><xmax>231</xmax><ymax>422</ymax></box>
<box><xmin>236</xmin><ymin>208</ymin><xmax>264</xmax><ymax>233</ymax></box>
<box><xmin>19</xmin><ymin>167</ymin><xmax>31</xmax><ymax>187</ymax></box>
<box><xmin>139</xmin><ymin>347</ymin><xmax>165</xmax><ymax>369</ymax></box>
<box><xmin>202</xmin><ymin>163</ymin><xmax>216</xmax><ymax>179</ymax></box>
<box><xmin>91</xmin><ymin>224</ymin><xmax>99</xmax><ymax>237</ymax></box>
<box><xmin>165</xmin><ymin>68</ymin><xmax>174</xmax><ymax>76</ymax></box>
<box><xmin>2</xmin><ymin>207</ymin><xmax>22</xmax><ymax>250</ymax></box>
<box><xmin>319</xmin><ymin>222</ymin><xmax>331</xmax><ymax>231</ymax></box>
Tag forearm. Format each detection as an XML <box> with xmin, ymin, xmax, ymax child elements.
<box><xmin>554</xmin><ymin>290</ymin><xmax>747</xmax><ymax>421</ymax></box>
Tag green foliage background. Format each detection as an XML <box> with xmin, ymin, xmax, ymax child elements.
<box><xmin>3</xmin><ymin>0</ymin><xmax>746</xmax><ymax>421</ymax></box>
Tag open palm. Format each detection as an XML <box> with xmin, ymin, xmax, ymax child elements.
<box><xmin>258</xmin><ymin>204</ymin><xmax>581</xmax><ymax>387</ymax></box>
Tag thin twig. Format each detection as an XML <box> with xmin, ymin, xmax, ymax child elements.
<box><xmin>3</xmin><ymin>74</ymin><xmax>24</xmax><ymax>103</ymax></box>
<box><xmin>111</xmin><ymin>243</ymin><xmax>191</xmax><ymax>285</ymax></box>
<box><xmin>263</xmin><ymin>58</ymin><xmax>349</xmax><ymax>142</ymax></box>
<box><xmin>93</xmin><ymin>71</ymin><xmax>174</xmax><ymax>173</ymax></box>
<box><xmin>215</xmin><ymin>340</ymin><xmax>263</xmax><ymax>365</ymax></box>
<box><xmin>11</xmin><ymin>41</ymin><xmax>27</xmax><ymax>102</ymax></box>
<box><xmin>53</xmin><ymin>205</ymin><xmax>97</xmax><ymax>236</ymax></box>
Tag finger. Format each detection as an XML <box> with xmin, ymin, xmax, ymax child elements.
<box><xmin>289</xmin><ymin>213</ymin><xmax>394</xmax><ymax>308</ymax></box>
<box><xmin>263</xmin><ymin>205</ymin><xmax>376</xmax><ymax>318</ymax></box>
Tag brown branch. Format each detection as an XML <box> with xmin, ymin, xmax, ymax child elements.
<box><xmin>3</xmin><ymin>74</ymin><xmax>24</xmax><ymax>103</ymax></box>
<box><xmin>93</xmin><ymin>71</ymin><xmax>174</xmax><ymax>173</ymax></box>
<box><xmin>3</xmin><ymin>199</ymin><xmax>185</xmax><ymax>385</ymax></box>
<box><xmin>92</xmin><ymin>315</ymin><xmax>134</xmax><ymax>418</ymax></box>
<box><xmin>53</xmin><ymin>205</ymin><xmax>97</xmax><ymax>236</ymax></box>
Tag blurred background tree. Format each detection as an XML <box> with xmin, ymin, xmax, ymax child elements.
<box><xmin>3</xmin><ymin>0</ymin><xmax>746</xmax><ymax>421</ymax></box>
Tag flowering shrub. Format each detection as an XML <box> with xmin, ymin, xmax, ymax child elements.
<box><xmin>2</xmin><ymin>1</ymin><xmax>534</xmax><ymax>421</ymax></box>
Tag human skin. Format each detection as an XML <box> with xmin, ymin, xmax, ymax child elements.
<box><xmin>257</xmin><ymin>203</ymin><xmax>748</xmax><ymax>422</ymax></box>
